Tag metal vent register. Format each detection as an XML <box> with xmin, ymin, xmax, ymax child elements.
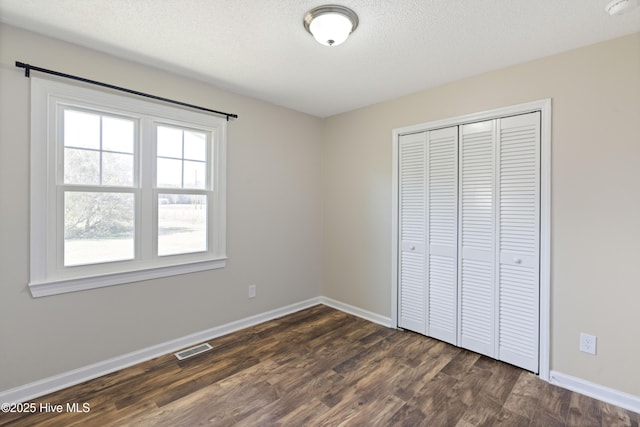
<box><xmin>174</xmin><ymin>343</ymin><xmax>213</xmax><ymax>360</ymax></box>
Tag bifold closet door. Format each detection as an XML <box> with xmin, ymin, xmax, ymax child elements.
<box><xmin>458</xmin><ymin>120</ymin><xmax>497</xmax><ymax>357</ymax></box>
<box><xmin>426</xmin><ymin>127</ymin><xmax>458</xmax><ymax>345</ymax></box>
<box><xmin>398</xmin><ymin>132</ymin><xmax>427</xmax><ymax>334</ymax></box>
<box><xmin>497</xmin><ymin>112</ymin><xmax>540</xmax><ymax>373</ymax></box>
<box><xmin>458</xmin><ymin>112</ymin><xmax>540</xmax><ymax>372</ymax></box>
<box><xmin>398</xmin><ymin>127</ymin><xmax>458</xmax><ymax>340</ymax></box>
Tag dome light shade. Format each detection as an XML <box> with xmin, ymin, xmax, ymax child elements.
<box><xmin>605</xmin><ymin>0</ymin><xmax>640</xmax><ymax>15</ymax></box>
<box><xmin>309</xmin><ymin>12</ymin><xmax>353</xmax><ymax>46</ymax></box>
<box><xmin>304</xmin><ymin>5</ymin><xmax>359</xmax><ymax>47</ymax></box>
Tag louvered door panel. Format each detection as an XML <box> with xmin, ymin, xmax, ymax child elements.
<box><xmin>427</xmin><ymin>127</ymin><xmax>458</xmax><ymax>344</ymax></box>
<box><xmin>497</xmin><ymin>112</ymin><xmax>540</xmax><ymax>373</ymax></box>
<box><xmin>459</xmin><ymin>121</ymin><xmax>496</xmax><ymax>357</ymax></box>
<box><xmin>398</xmin><ymin>132</ymin><xmax>427</xmax><ymax>334</ymax></box>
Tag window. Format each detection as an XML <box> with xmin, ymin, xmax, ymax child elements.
<box><xmin>29</xmin><ymin>78</ymin><xmax>227</xmax><ymax>297</ymax></box>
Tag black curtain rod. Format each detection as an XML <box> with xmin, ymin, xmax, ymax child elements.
<box><xmin>15</xmin><ymin>61</ymin><xmax>238</xmax><ymax>121</ymax></box>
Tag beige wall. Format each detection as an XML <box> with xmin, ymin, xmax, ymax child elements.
<box><xmin>0</xmin><ymin>24</ymin><xmax>323</xmax><ymax>391</ymax></box>
<box><xmin>322</xmin><ymin>33</ymin><xmax>640</xmax><ymax>396</ymax></box>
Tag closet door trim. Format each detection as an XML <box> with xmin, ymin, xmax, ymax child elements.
<box><xmin>391</xmin><ymin>98</ymin><xmax>551</xmax><ymax>381</ymax></box>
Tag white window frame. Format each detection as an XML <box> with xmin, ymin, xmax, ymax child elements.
<box><xmin>29</xmin><ymin>77</ymin><xmax>227</xmax><ymax>297</ymax></box>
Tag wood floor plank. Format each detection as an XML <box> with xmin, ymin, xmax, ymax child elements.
<box><xmin>391</xmin><ymin>353</ymin><xmax>452</xmax><ymax>402</ymax></box>
<box><xmin>241</xmin><ymin>371</ymin><xmax>338</xmax><ymax>426</ymax></box>
<box><xmin>388</xmin><ymin>404</ymin><xmax>430</xmax><ymax>427</ymax></box>
<box><xmin>536</xmin><ymin>380</ymin><xmax>572</xmax><ymax>424</ymax></box>
<box><xmin>567</xmin><ymin>391</ymin><xmax>602</xmax><ymax>426</ymax></box>
<box><xmin>473</xmin><ymin>357</ymin><xmax>521</xmax><ymax>405</ymax></box>
<box><xmin>423</xmin><ymin>395</ymin><xmax>469</xmax><ymax>427</ymax></box>
<box><xmin>313</xmin><ymin>388</ymin><xmax>405</xmax><ymax>427</ymax></box>
<box><xmin>336</xmin><ymin>395</ymin><xmax>405</xmax><ymax>426</ymax></box>
<box><xmin>445</xmin><ymin>365</ymin><xmax>493</xmax><ymax>407</ymax></box>
<box><xmin>131</xmin><ymin>361</ymin><xmax>282</xmax><ymax>426</ymax></box>
<box><xmin>502</xmin><ymin>371</ymin><xmax>545</xmax><ymax>420</ymax></box>
<box><xmin>320</xmin><ymin>355</ymin><xmax>403</xmax><ymax>409</ymax></box>
<box><xmin>600</xmin><ymin>400</ymin><xmax>639</xmax><ymax>427</ymax></box>
<box><xmin>458</xmin><ymin>392</ymin><xmax>503</xmax><ymax>427</ymax></box>
<box><xmin>408</xmin><ymin>371</ymin><xmax>459</xmax><ymax>416</ymax></box>
<box><xmin>152</xmin><ymin>354</ymin><xmax>262</xmax><ymax>407</ymax></box>
<box><xmin>379</xmin><ymin>330</ymin><xmax>436</xmax><ymax>367</ymax></box>
<box><xmin>529</xmin><ymin>410</ymin><xmax>567</xmax><ymax>427</ymax></box>
<box><xmin>440</xmin><ymin>350</ymin><xmax>481</xmax><ymax>380</ymax></box>
<box><xmin>262</xmin><ymin>398</ymin><xmax>331</xmax><ymax>427</ymax></box>
<box><xmin>491</xmin><ymin>407</ymin><xmax>532</xmax><ymax>427</ymax></box>
<box><xmin>2</xmin><ymin>305</ymin><xmax>637</xmax><ymax>427</ymax></box>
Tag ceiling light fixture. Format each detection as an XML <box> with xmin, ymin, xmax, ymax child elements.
<box><xmin>605</xmin><ymin>0</ymin><xmax>640</xmax><ymax>15</ymax></box>
<box><xmin>303</xmin><ymin>5</ymin><xmax>359</xmax><ymax>47</ymax></box>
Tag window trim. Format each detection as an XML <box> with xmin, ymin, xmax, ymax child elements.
<box><xmin>29</xmin><ymin>77</ymin><xmax>227</xmax><ymax>297</ymax></box>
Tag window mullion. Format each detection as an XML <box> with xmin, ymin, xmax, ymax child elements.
<box><xmin>99</xmin><ymin>116</ymin><xmax>104</xmax><ymax>185</ymax></box>
<box><xmin>139</xmin><ymin>117</ymin><xmax>154</xmax><ymax>262</ymax></box>
<box><xmin>181</xmin><ymin>131</ymin><xmax>185</xmax><ymax>189</ymax></box>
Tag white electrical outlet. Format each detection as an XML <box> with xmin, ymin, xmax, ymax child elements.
<box><xmin>248</xmin><ymin>285</ymin><xmax>256</xmax><ymax>299</ymax></box>
<box><xmin>580</xmin><ymin>333</ymin><xmax>597</xmax><ymax>355</ymax></box>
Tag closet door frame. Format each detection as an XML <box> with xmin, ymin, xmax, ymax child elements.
<box><xmin>391</xmin><ymin>98</ymin><xmax>551</xmax><ymax>381</ymax></box>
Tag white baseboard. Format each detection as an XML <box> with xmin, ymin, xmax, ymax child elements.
<box><xmin>320</xmin><ymin>296</ymin><xmax>393</xmax><ymax>328</ymax></box>
<box><xmin>0</xmin><ymin>297</ymin><xmax>322</xmax><ymax>404</ymax></box>
<box><xmin>550</xmin><ymin>370</ymin><xmax>640</xmax><ymax>414</ymax></box>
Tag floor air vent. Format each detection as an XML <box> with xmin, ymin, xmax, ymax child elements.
<box><xmin>175</xmin><ymin>343</ymin><xmax>213</xmax><ymax>360</ymax></box>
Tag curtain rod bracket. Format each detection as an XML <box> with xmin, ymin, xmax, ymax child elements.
<box><xmin>15</xmin><ymin>61</ymin><xmax>238</xmax><ymax>121</ymax></box>
<box><xmin>16</xmin><ymin>61</ymin><xmax>30</xmax><ymax>77</ymax></box>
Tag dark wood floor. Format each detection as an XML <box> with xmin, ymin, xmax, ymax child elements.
<box><xmin>1</xmin><ymin>305</ymin><xmax>638</xmax><ymax>426</ymax></box>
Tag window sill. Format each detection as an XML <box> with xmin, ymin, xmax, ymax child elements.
<box><xmin>28</xmin><ymin>258</ymin><xmax>227</xmax><ymax>298</ymax></box>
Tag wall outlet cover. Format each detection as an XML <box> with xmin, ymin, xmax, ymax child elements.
<box><xmin>579</xmin><ymin>333</ymin><xmax>597</xmax><ymax>355</ymax></box>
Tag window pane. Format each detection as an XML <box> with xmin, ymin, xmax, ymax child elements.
<box><xmin>64</xmin><ymin>192</ymin><xmax>135</xmax><ymax>266</ymax></box>
<box><xmin>102</xmin><ymin>116</ymin><xmax>134</xmax><ymax>153</ymax></box>
<box><xmin>183</xmin><ymin>160</ymin><xmax>206</xmax><ymax>189</ymax></box>
<box><xmin>158</xmin><ymin>194</ymin><xmax>207</xmax><ymax>256</ymax></box>
<box><xmin>157</xmin><ymin>126</ymin><xmax>183</xmax><ymax>158</ymax></box>
<box><xmin>103</xmin><ymin>152</ymin><xmax>134</xmax><ymax>186</ymax></box>
<box><xmin>64</xmin><ymin>148</ymin><xmax>100</xmax><ymax>185</ymax></box>
<box><xmin>184</xmin><ymin>130</ymin><xmax>206</xmax><ymax>161</ymax></box>
<box><xmin>157</xmin><ymin>157</ymin><xmax>182</xmax><ymax>188</ymax></box>
<box><xmin>64</xmin><ymin>110</ymin><xmax>100</xmax><ymax>149</ymax></box>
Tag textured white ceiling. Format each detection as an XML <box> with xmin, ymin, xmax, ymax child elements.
<box><xmin>1</xmin><ymin>0</ymin><xmax>639</xmax><ymax>117</ymax></box>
